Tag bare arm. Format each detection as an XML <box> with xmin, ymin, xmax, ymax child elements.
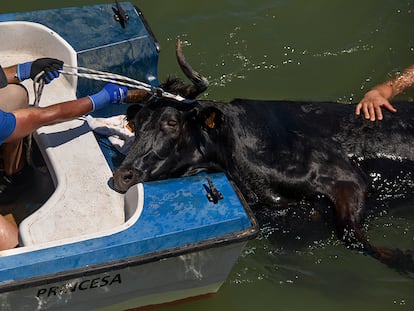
<box><xmin>5</xmin><ymin>97</ymin><xmax>94</xmax><ymax>142</ymax></box>
<box><xmin>355</xmin><ymin>65</ymin><xmax>414</xmax><ymax>121</ymax></box>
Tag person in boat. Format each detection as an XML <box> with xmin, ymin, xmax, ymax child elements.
<box><xmin>355</xmin><ymin>64</ymin><xmax>414</xmax><ymax>121</ymax></box>
<box><xmin>0</xmin><ymin>58</ymin><xmax>63</xmax><ymax>204</ymax></box>
<box><xmin>0</xmin><ymin>58</ymin><xmax>128</xmax><ymax>250</ymax></box>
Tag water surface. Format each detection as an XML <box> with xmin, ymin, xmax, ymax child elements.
<box><xmin>1</xmin><ymin>1</ymin><xmax>413</xmax><ymax>310</ymax></box>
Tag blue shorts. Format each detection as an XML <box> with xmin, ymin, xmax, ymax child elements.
<box><xmin>0</xmin><ymin>110</ymin><xmax>16</xmax><ymax>145</ymax></box>
<box><xmin>0</xmin><ymin>65</ymin><xmax>7</xmax><ymax>88</ymax></box>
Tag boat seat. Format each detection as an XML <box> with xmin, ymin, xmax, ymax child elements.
<box><xmin>0</xmin><ymin>22</ymin><xmax>125</xmax><ymax>246</ymax></box>
<box><xmin>18</xmin><ymin>117</ymin><xmax>125</xmax><ymax>246</ymax></box>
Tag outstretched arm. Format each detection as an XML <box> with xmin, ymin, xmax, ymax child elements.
<box><xmin>4</xmin><ymin>83</ymin><xmax>128</xmax><ymax>143</ymax></box>
<box><xmin>5</xmin><ymin>97</ymin><xmax>94</xmax><ymax>142</ymax></box>
<box><xmin>355</xmin><ymin>65</ymin><xmax>414</xmax><ymax>121</ymax></box>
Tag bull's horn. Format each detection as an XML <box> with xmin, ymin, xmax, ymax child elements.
<box><xmin>176</xmin><ymin>39</ymin><xmax>209</xmax><ymax>98</ymax></box>
<box><xmin>125</xmin><ymin>89</ymin><xmax>151</xmax><ymax>103</ymax></box>
<box><xmin>124</xmin><ymin>39</ymin><xmax>209</xmax><ymax>103</ymax></box>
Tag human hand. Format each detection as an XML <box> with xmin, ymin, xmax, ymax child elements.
<box><xmin>17</xmin><ymin>58</ymin><xmax>63</xmax><ymax>83</ymax></box>
<box><xmin>88</xmin><ymin>83</ymin><xmax>128</xmax><ymax>111</ymax></box>
<box><xmin>355</xmin><ymin>89</ymin><xmax>397</xmax><ymax>121</ymax></box>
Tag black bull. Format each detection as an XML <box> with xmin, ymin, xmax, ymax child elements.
<box><xmin>113</xmin><ymin>98</ymin><xmax>414</xmax><ymax>273</ymax></box>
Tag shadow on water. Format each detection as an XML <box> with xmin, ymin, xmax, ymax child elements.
<box><xmin>221</xmin><ymin>187</ymin><xmax>414</xmax><ymax>311</ymax></box>
<box><xmin>252</xmin><ymin>198</ymin><xmax>335</xmax><ymax>252</ymax></box>
<box><xmin>250</xmin><ymin>157</ymin><xmax>414</xmax><ymax>265</ymax></box>
<box><xmin>251</xmin><ymin>156</ymin><xmax>414</xmax><ymax>254</ymax></box>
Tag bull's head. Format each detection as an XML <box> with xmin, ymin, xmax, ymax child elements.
<box><xmin>113</xmin><ymin>39</ymin><xmax>221</xmax><ymax>193</ymax></box>
<box><xmin>112</xmin><ymin>101</ymin><xmax>224</xmax><ymax>193</ymax></box>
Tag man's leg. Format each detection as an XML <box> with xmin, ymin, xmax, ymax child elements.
<box><xmin>0</xmin><ymin>214</ymin><xmax>18</xmax><ymax>250</ymax></box>
<box><xmin>2</xmin><ymin>138</ymin><xmax>25</xmax><ymax>175</ymax></box>
<box><xmin>0</xmin><ymin>83</ymin><xmax>29</xmax><ymax>111</ymax></box>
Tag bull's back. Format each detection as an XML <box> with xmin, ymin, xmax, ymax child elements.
<box><xmin>209</xmin><ymin>99</ymin><xmax>414</xmax><ymax>161</ymax></box>
<box><xmin>330</xmin><ymin>101</ymin><xmax>414</xmax><ymax>160</ymax></box>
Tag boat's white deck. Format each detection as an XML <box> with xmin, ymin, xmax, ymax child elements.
<box><xmin>0</xmin><ymin>22</ymin><xmax>126</xmax><ymax>247</ymax></box>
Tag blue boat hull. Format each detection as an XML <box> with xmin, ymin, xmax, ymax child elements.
<box><xmin>1</xmin><ymin>173</ymin><xmax>257</xmax><ymax>310</ymax></box>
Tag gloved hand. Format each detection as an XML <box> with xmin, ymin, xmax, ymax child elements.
<box><xmin>88</xmin><ymin>83</ymin><xmax>128</xmax><ymax>111</ymax></box>
<box><xmin>17</xmin><ymin>57</ymin><xmax>63</xmax><ymax>83</ymax></box>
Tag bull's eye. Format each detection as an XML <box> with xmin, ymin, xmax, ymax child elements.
<box><xmin>168</xmin><ymin>120</ymin><xmax>177</xmax><ymax>127</ymax></box>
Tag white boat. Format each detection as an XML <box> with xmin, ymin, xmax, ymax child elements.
<box><xmin>0</xmin><ymin>2</ymin><xmax>258</xmax><ymax>310</ymax></box>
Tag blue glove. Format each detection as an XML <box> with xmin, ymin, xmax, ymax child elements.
<box><xmin>17</xmin><ymin>58</ymin><xmax>63</xmax><ymax>83</ymax></box>
<box><xmin>88</xmin><ymin>83</ymin><xmax>128</xmax><ymax>111</ymax></box>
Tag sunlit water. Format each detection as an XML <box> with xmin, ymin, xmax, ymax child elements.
<box><xmin>1</xmin><ymin>1</ymin><xmax>413</xmax><ymax>310</ymax></box>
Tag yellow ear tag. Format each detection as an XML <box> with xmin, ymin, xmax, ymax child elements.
<box><xmin>125</xmin><ymin>122</ymin><xmax>134</xmax><ymax>133</ymax></box>
<box><xmin>205</xmin><ymin>111</ymin><xmax>216</xmax><ymax>129</ymax></box>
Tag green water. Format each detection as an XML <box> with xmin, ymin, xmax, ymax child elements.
<box><xmin>1</xmin><ymin>1</ymin><xmax>413</xmax><ymax>310</ymax></box>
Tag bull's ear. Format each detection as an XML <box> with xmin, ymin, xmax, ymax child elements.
<box><xmin>199</xmin><ymin>107</ymin><xmax>223</xmax><ymax>130</ymax></box>
<box><xmin>125</xmin><ymin>104</ymin><xmax>142</xmax><ymax>133</ymax></box>
<box><xmin>126</xmin><ymin>104</ymin><xmax>142</xmax><ymax>121</ymax></box>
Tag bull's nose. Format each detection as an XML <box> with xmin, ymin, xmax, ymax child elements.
<box><xmin>113</xmin><ymin>168</ymin><xmax>138</xmax><ymax>193</ymax></box>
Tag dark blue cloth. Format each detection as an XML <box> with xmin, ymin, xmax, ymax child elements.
<box><xmin>0</xmin><ymin>65</ymin><xmax>7</xmax><ymax>88</ymax></box>
<box><xmin>0</xmin><ymin>110</ymin><xmax>16</xmax><ymax>144</ymax></box>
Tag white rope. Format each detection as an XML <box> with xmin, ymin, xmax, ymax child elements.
<box><xmin>32</xmin><ymin>64</ymin><xmax>195</xmax><ymax>107</ymax></box>
<box><xmin>53</xmin><ymin>65</ymin><xmax>193</xmax><ymax>104</ymax></box>
<box><xmin>32</xmin><ymin>71</ymin><xmax>45</xmax><ymax>107</ymax></box>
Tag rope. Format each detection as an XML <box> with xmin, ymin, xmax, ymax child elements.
<box><xmin>26</xmin><ymin>71</ymin><xmax>47</xmax><ymax>165</ymax></box>
<box><xmin>32</xmin><ymin>64</ymin><xmax>194</xmax><ymax>107</ymax></box>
